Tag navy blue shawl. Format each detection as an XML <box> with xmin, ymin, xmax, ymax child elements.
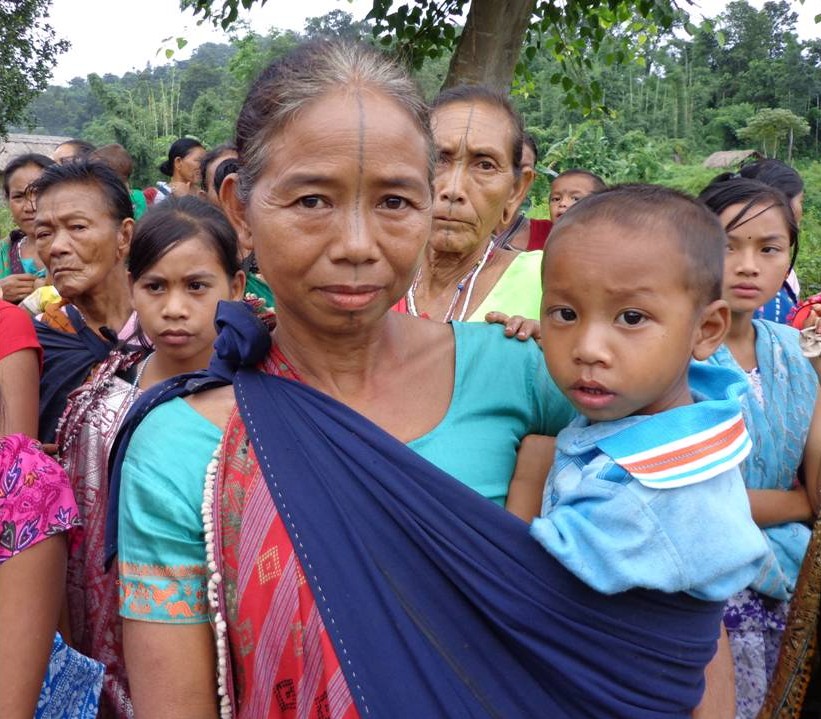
<box><xmin>108</xmin><ymin>301</ymin><xmax>722</xmax><ymax>717</ymax></box>
<box><xmin>36</xmin><ymin>305</ymin><xmax>118</xmax><ymax>443</ymax></box>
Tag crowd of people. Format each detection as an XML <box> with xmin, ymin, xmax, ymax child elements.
<box><xmin>0</xmin><ymin>38</ymin><xmax>819</xmax><ymax>719</ymax></box>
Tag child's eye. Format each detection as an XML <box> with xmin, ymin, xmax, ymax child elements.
<box><xmin>189</xmin><ymin>281</ymin><xmax>207</xmax><ymax>291</ymax></box>
<box><xmin>617</xmin><ymin>310</ymin><xmax>646</xmax><ymax>326</ymax></box>
<box><xmin>761</xmin><ymin>246</ymin><xmax>782</xmax><ymax>254</ymax></box>
<box><xmin>143</xmin><ymin>282</ymin><xmax>163</xmax><ymax>293</ymax></box>
<box><xmin>548</xmin><ymin>307</ymin><xmax>577</xmax><ymax>323</ymax></box>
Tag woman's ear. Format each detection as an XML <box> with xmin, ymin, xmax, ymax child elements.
<box><xmin>117</xmin><ymin>217</ymin><xmax>135</xmax><ymax>262</ymax></box>
<box><xmin>692</xmin><ymin>299</ymin><xmax>731</xmax><ymax>361</ymax></box>
<box><xmin>220</xmin><ymin>174</ymin><xmax>253</xmax><ymax>257</ymax></box>
<box><xmin>229</xmin><ymin>270</ymin><xmax>246</xmax><ymax>301</ymax></box>
<box><xmin>499</xmin><ymin>170</ymin><xmax>533</xmax><ymax>228</ymax></box>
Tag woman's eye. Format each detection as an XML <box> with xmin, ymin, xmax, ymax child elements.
<box><xmin>143</xmin><ymin>282</ymin><xmax>163</xmax><ymax>293</ymax></box>
<box><xmin>298</xmin><ymin>196</ymin><xmax>327</xmax><ymax>209</ymax></box>
<box><xmin>618</xmin><ymin>310</ymin><xmax>646</xmax><ymax>326</ymax></box>
<box><xmin>476</xmin><ymin>160</ymin><xmax>495</xmax><ymax>171</ymax></box>
<box><xmin>379</xmin><ymin>196</ymin><xmax>407</xmax><ymax>210</ymax></box>
<box><xmin>189</xmin><ymin>281</ymin><xmax>206</xmax><ymax>291</ymax></box>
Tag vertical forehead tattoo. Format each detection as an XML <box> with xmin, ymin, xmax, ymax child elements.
<box><xmin>351</xmin><ymin>90</ymin><xmax>366</xmax><ymax>286</ymax></box>
<box><xmin>440</xmin><ymin>102</ymin><xmax>475</xmax><ymax>243</ymax></box>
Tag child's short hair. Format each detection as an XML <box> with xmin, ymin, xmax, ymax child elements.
<box><xmin>552</xmin><ymin>168</ymin><xmax>606</xmax><ymax>192</ymax></box>
<box><xmin>548</xmin><ymin>183</ymin><xmax>725</xmax><ymax>303</ymax></box>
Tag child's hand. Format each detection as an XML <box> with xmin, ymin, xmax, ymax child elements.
<box><xmin>485</xmin><ymin>311</ymin><xmax>541</xmax><ymax>343</ymax></box>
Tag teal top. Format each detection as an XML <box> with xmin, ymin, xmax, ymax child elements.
<box><xmin>118</xmin><ymin>321</ymin><xmax>574</xmax><ymax>622</ymax></box>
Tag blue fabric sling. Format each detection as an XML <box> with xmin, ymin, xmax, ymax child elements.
<box><xmin>233</xmin><ymin>367</ymin><xmax>723</xmax><ymax>718</ymax></box>
<box><xmin>36</xmin><ymin>305</ymin><xmax>118</xmax><ymax>443</ymax></box>
<box><xmin>107</xmin><ymin>300</ymin><xmax>724</xmax><ymax>717</ymax></box>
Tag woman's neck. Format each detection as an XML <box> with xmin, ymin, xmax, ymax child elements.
<box><xmin>72</xmin><ymin>271</ymin><xmax>132</xmax><ymax>336</ymax></box>
<box><xmin>421</xmin><ymin>240</ymin><xmax>492</xmax><ymax>294</ymax></box>
<box><xmin>272</xmin><ymin>309</ymin><xmax>406</xmax><ymax>400</ymax></box>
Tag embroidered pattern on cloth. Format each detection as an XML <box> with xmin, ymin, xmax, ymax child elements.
<box><xmin>0</xmin><ymin>433</ymin><xmax>80</xmax><ymax>562</ymax></box>
<box><xmin>205</xmin><ymin>346</ymin><xmax>358</xmax><ymax>719</ymax></box>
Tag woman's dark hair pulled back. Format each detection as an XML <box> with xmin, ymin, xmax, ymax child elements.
<box><xmin>233</xmin><ymin>39</ymin><xmax>434</xmax><ymax>204</ymax></box>
<box><xmin>28</xmin><ymin>158</ymin><xmax>133</xmax><ymax>223</ymax></box>
<box><xmin>160</xmin><ymin>137</ymin><xmax>205</xmax><ymax>177</ymax></box>
<box><xmin>129</xmin><ymin>195</ymin><xmax>240</xmax><ymax>281</ymax></box>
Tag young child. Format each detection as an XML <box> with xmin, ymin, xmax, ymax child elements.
<box><xmin>548</xmin><ymin>168</ymin><xmax>606</xmax><ymax>223</ymax></box>
<box><xmin>531</xmin><ymin>184</ymin><xmax>769</xmax><ymax>602</ymax></box>
<box><xmin>698</xmin><ymin>176</ymin><xmax>820</xmax><ymax>718</ymax></box>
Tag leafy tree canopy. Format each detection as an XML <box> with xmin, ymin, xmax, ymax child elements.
<box><xmin>0</xmin><ymin>0</ymin><xmax>68</xmax><ymax>135</ymax></box>
<box><xmin>180</xmin><ymin>0</ymin><xmax>696</xmax><ymax>113</ymax></box>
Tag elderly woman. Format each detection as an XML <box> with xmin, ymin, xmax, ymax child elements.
<box><xmin>112</xmin><ymin>42</ymin><xmax>728</xmax><ymax>719</ymax></box>
<box><xmin>31</xmin><ymin>161</ymin><xmax>139</xmax><ymax>445</ymax></box>
<box><xmin>395</xmin><ymin>85</ymin><xmax>542</xmax><ymax>322</ymax></box>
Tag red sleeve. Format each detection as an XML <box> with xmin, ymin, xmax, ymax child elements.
<box><xmin>0</xmin><ymin>300</ymin><xmax>43</xmax><ymax>367</ymax></box>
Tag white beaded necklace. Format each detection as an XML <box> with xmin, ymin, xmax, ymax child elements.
<box><xmin>406</xmin><ymin>239</ymin><xmax>495</xmax><ymax>322</ymax></box>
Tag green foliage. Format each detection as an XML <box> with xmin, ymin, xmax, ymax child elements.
<box><xmin>737</xmin><ymin>107</ymin><xmax>811</xmax><ymax>158</ymax></box>
<box><xmin>0</xmin><ymin>206</ymin><xmax>12</xmax><ymax>239</ymax></box>
<box><xmin>0</xmin><ymin>0</ymin><xmax>69</xmax><ymax>135</ymax></box>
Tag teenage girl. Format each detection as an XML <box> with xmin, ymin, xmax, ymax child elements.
<box><xmin>56</xmin><ymin>195</ymin><xmax>245</xmax><ymax>717</ymax></box>
<box><xmin>699</xmin><ymin>176</ymin><xmax>821</xmax><ymax>719</ymax></box>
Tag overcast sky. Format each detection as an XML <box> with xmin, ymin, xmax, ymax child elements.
<box><xmin>47</xmin><ymin>0</ymin><xmax>819</xmax><ymax>87</ymax></box>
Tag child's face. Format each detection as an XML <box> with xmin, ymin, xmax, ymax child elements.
<box><xmin>549</xmin><ymin>175</ymin><xmax>599</xmax><ymax>222</ymax></box>
<box><xmin>130</xmin><ymin>235</ymin><xmax>244</xmax><ymax>372</ymax></box>
<box><xmin>720</xmin><ymin>202</ymin><xmax>792</xmax><ymax>315</ymax></box>
<box><xmin>542</xmin><ymin>221</ymin><xmax>706</xmax><ymax>422</ymax></box>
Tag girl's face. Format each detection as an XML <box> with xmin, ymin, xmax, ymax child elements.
<box><xmin>130</xmin><ymin>234</ymin><xmax>244</xmax><ymax>372</ymax></box>
<box><xmin>7</xmin><ymin>163</ymin><xmax>45</xmax><ymax>237</ymax></box>
<box><xmin>720</xmin><ymin>202</ymin><xmax>792</xmax><ymax>315</ymax></box>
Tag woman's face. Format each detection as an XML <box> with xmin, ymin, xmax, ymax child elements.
<box><xmin>430</xmin><ymin>100</ymin><xmax>520</xmax><ymax>255</ymax></box>
<box><xmin>6</xmin><ymin>163</ymin><xmax>45</xmax><ymax>237</ymax></box>
<box><xmin>176</xmin><ymin>146</ymin><xmax>206</xmax><ymax>186</ymax></box>
<box><xmin>231</xmin><ymin>89</ymin><xmax>432</xmax><ymax>334</ymax></box>
<box><xmin>34</xmin><ymin>182</ymin><xmax>132</xmax><ymax>301</ymax></box>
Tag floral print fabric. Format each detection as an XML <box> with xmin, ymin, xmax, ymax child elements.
<box><xmin>0</xmin><ymin>433</ymin><xmax>80</xmax><ymax>563</ymax></box>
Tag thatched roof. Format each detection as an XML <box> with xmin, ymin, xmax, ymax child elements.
<box><xmin>702</xmin><ymin>149</ymin><xmax>763</xmax><ymax>169</ymax></box>
<box><xmin>0</xmin><ymin>133</ymin><xmax>70</xmax><ymax>170</ymax></box>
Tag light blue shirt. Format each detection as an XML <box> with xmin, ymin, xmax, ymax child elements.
<box><xmin>531</xmin><ymin>363</ymin><xmax>771</xmax><ymax>600</ymax></box>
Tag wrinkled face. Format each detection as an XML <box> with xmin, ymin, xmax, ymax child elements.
<box><xmin>6</xmin><ymin>163</ymin><xmax>45</xmax><ymax>237</ymax></box>
<box><xmin>720</xmin><ymin>202</ymin><xmax>792</xmax><ymax>315</ymax></box>
<box><xmin>236</xmin><ymin>89</ymin><xmax>432</xmax><ymax>334</ymax></box>
<box><xmin>549</xmin><ymin>174</ymin><xmax>600</xmax><ymax>222</ymax></box>
<box><xmin>430</xmin><ymin>100</ymin><xmax>519</xmax><ymax>254</ymax></box>
<box><xmin>34</xmin><ymin>182</ymin><xmax>130</xmax><ymax>300</ymax></box>
<box><xmin>542</xmin><ymin>220</ymin><xmax>703</xmax><ymax>422</ymax></box>
<box><xmin>130</xmin><ymin>235</ymin><xmax>244</xmax><ymax>371</ymax></box>
<box><xmin>176</xmin><ymin>146</ymin><xmax>206</xmax><ymax>186</ymax></box>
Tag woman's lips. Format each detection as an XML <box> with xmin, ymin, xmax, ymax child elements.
<box><xmin>318</xmin><ymin>285</ymin><xmax>383</xmax><ymax>311</ymax></box>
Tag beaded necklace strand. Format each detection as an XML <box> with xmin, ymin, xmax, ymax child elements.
<box><xmin>406</xmin><ymin>239</ymin><xmax>495</xmax><ymax>322</ymax></box>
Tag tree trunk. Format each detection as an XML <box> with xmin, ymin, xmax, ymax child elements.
<box><xmin>442</xmin><ymin>0</ymin><xmax>536</xmax><ymax>91</ymax></box>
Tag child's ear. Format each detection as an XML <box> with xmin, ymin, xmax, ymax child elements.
<box><xmin>692</xmin><ymin>299</ymin><xmax>730</xmax><ymax>361</ymax></box>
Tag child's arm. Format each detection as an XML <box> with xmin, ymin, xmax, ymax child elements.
<box><xmin>691</xmin><ymin>624</ymin><xmax>735</xmax><ymax>719</ymax></box>
<box><xmin>506</xmin><ymin>435</ymin><xmax>555</xmax><ymax>522</ymax></box>
<box><xmin>746</xmin><ymin>486</ymin><xmax>814</xmax><ymax>527</ymax></box>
